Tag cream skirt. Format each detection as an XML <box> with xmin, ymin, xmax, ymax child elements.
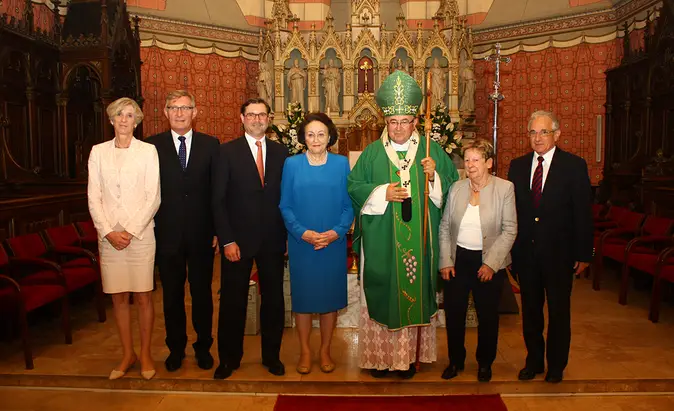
<box><xmin>98</xmin><ymin>225</ymin><xmax>156</xmax><ymax>294</ymax></box>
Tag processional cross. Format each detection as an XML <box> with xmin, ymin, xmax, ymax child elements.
<box><xmin>360</xmin><ymin>60</ymin><xmax>373</xmax><ymax>93</ymax></box>
<box><xmin>484</xmin><ymin>43</ymin><xmax>511</xmax><ymax>174</ymax></box>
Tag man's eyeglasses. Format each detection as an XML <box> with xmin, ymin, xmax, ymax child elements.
<box><xmin>387</xmin><ymin>119</ymin><xmax>413</xmax><ymax>128</ymax></box>
<box><xmin>244</xmin><ymin>112</ymin><xmax>269</xmax><ymax>120</ymax></box>
<box><xmin>167</xmin><ymin>106</ymin><xmax>194</xmax><ymax>112</ymax></box>
<box><xmin>528</xmin><ymin>129</ymin><xmax>556</xmax><ymax>138</ymax></box>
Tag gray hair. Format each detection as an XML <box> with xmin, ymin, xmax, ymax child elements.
<box><xmin>527</xmin><ymin>110</ymin><xmax>559</xmax><ymax>131</ymax></box>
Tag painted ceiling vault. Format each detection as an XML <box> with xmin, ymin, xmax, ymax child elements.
<box><xmin>126</xmin><ymin>0</ymin><xmax>631</xmax><ymax>32</ymax></box>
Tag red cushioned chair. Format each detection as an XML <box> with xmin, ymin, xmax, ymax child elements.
<box><xmin>6</xmin><ymin>232</ymin><xmax>105</xmax><ymax>323</ymax></box>
<box><xmin>44</xmin><ymin>225</ymin><xmax>93</xmax><ymax>267</ymax></box>
<box><xmin>617</xmin><ymin>218</ymin><xmax>674</xmax><ymax>305</ymax></box>
<box><xmin>593</xmin><ymin>205</ymin><xmax>629</xmax><ymax>231</ymax></box>
<box><xmin>592</xmin><ymin>211</ymin><xmax>646</xmax><ymax>290</ymax></box>
<box><xmin>592</xmin><ymin>204</ymin><xmax>607</xmax><ymax>220</ymax></box>
<box><xmin>74</xmin><ymin>221</ymin><xmax>98</xmax><ymax>245</ymax></box>
<box><xmin>619</xmin><ymin>245</ymin><xmax>674</xmax><ymax>323</ymax></box>
<box><xmin>0</xmin><ymin>243</ymin><xmax>71</xmax><ymax>369</ymax></box>
<box><xmin>649</xmin><ymin>247</ymin><xmax>674</xmax><ymax>323</ymax></box>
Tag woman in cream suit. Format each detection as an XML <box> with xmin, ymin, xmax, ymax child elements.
<box><xmin>87</xmin><ymin>97</ymin><xmax>161</xmax><ymax>380</ymax></box>
<box><xmin>438</xmin><ymin>139</ymin><xmax>517</xmax><ymax>382</ymax></box>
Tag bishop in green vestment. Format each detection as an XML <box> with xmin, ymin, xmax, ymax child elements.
<box><xmin>348</xmin><ymin>71</ymin><xmax>459</xmax><ymax>377</ymax></box>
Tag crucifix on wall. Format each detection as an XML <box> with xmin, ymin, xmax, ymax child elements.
<box><xmin>358</xmin><ymin>57</ymin><xmax>374</xmax><ymax>94</ymax></box>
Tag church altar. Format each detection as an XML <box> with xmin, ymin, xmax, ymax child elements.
<box><xmin>257</xmin><ymin>0</ymin><xmax>477</xmax><ymax>155</ymax></box>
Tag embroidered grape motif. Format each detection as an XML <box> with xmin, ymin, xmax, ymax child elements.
<box><xmin>403</xmin><ymin>255</ymin><xmax>417</xmax><ymax>283</ymax></box>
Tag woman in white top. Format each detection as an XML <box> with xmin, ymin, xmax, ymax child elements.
<box><xmin>87</xmin><ymin>97</ymin><xmax>161</xmax><ymax>380</ymax></box>
<box><xmin>438</xmin><ymin>139</ymin><xmax>517</xmax><ymax>382</ymax></box>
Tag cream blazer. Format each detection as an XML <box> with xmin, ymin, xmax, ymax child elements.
<box><xmin>87</xmin><ymin>137</ymin><xmax>161</xmax><ymax>241</ymax></box>
<box><xmin>438</xmin><ymin>176</ymin><xmax>517</xmax><ymax>272</ymax></box>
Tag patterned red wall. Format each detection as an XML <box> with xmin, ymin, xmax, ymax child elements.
<box><xmin>474</xmin><ymin>38</ymin><xmax>625</xmax><ymax>185</ymax></box>
<box><xmin>1</xmin><ymin>0</ymin><xmax>55</xmax><ymax>33</ymax></box>
<box><xmin>140</xmin><ymin>47</ymin><xmax>259</xmax><ymax>142</ymax></box>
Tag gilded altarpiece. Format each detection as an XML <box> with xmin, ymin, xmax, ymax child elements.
<box><xmin>258</xmin><ymin>0</ymin><xmax>474</xmax><ymax>154</ymax></box>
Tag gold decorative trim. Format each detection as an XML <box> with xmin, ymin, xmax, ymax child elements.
<box><xmin>139</xmin><ymin>36</ymin><xmax>258</xmax><ymax>60</ymax></box>
<box><xmin>473</xmin><ymin>15</ymin><xmax>652</xmax><ymax>58</ymax></box>
<box><xmin>473</xmin><ymin>0</ymin><xmax>659</xmax><ymax>45</ymax></box>
<box><xmin>131</xmin><ymin>13</ymin><xmax>259</xmax><ymax>47</ymax></box>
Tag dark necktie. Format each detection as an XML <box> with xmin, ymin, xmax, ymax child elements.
<box><xmin>532</xmin><ymin>156</ymin><xmax>544</xmax><ymax>208</ymax></box>
<box><xmin>178</xmin><ymin>136</ymin><xmax>187</xmax><ymax>170</ymax></box>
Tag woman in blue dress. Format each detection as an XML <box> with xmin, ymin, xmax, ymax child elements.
<box><xmin>279</xmin><ymin>112</ymin><xmax>354</xmax><ymax>375</ymax></box>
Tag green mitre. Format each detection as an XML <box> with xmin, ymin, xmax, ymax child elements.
<box><xmin>375</xmin><ymin>70</ymin><xmax>423</xmax><ymax>116</ymax></box>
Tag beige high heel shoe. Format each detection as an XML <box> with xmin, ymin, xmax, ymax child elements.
<box><xmin>109</xmin><ymin>358</ymin><xmax>137</xmax><ymax>380</ymax></box>
<box><xmin>140</xmin><ymin>369</ymin><xmax>156</xmax><ymax>380</ymax></box>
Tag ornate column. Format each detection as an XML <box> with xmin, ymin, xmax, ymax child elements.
<box><xmin>307</xmin><ymin>66</ymin><xmax>319</xmax><ymax>112</ymax></box>
<box><xmin>342</xmin><ymin>63</ymin><xmax>355</xmax><ymax>113</ymax></box>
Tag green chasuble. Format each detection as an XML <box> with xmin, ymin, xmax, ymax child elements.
<box><xmin>348</xmin><ymin>136</ymin><xmax>458</xmax><ymax>330</ymax></box>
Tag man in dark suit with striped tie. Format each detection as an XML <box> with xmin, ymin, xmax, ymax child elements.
<box><xmin>508</xmin><ymin>110</ymin><xmax>593</xmax><ymax>383</ymax></box>
<box><xmin>147</xmin><ymin>90</ymin><xmax>221</xmax><ymax>372</ymax></box>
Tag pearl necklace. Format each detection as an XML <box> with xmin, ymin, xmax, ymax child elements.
<box><xmin>306</xmin><ymin>152</ymin><xmax>327</xmax><ymax>166</ymax></box>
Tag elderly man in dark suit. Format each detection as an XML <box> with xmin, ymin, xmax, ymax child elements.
<box><xmin>212</xmin><ymin>98</ymin><xmax>289</xmax><ymax>380</ymax></box>
<box><xmin>508</xmin><ymin>110</ymin><xmax>593</xmax><ymax>383</ymax></box>
<box><xmin>147</xmin><ymin>90</ymin><xmax>221</xmax><ymax>372</ymax></box>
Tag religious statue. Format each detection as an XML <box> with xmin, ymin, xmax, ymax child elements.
<box><xmin>257</xmin><ymin>61</ymin><xmax>273</xmax><ymax>106</ymax></box>
<box><xmin>322</xmin><ymin>59</ymin><xmax>341</xmax><ymax>113</ymax></box>
<box><xmin>287</xmin><ymin>59</ymin><xmax>307</xmax><ymax>106</ymax></box>
<box><xmin>459</xmin><ymin>60</ymin><xmax>476</xmax><ymax>113</ymax></box>
<box><xmin>430</xmin><ymin>58</ymin><xmax>446</xmax><ymax>108</ymax></box>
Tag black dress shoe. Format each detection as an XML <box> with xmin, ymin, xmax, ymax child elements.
<box><xmin>262</xmin><ymin>360</ymin><xmax>286</xmax><ymax>376</ymax></box>
<box><xmin>518</xmin><ymin>367</ymin><xmax>544</xmax><ymax>381</ymax></box>
<box><xmin>545</xmin><ymin>371</ymin><xmax>563</xmax><ymax>383</ymax></box>
<box><xmin>370</xmin><ymin>369</ymin><xmax>389</xmax><ymax>378</ymax></box>
<box><xmin>398</xmin><ymin>364</ymin><xmax>416</xmax><ymax>380</ymax></box>
<box><xmin>477</xmin><ymin>366</ymin><xmax>492</xmax><ymax>382</ymax></box>
<box><xmin>164</xmin><ymin>352</ymin><xmax>185</xmax><ymax>372</ymax></box>
<box><xmin>441</xmin><ymin>364</ymin><xmax>464</xmax><ymax>380</ymax></box>
<box><xmin>213</xmin><ymin>363</ymin><xmax>240</xmax><ymax>380</ymax></box>
<box><xmin>195</xmin><ymin>351</ymin><xmax>214</xmax><ymax>370</ymax></box>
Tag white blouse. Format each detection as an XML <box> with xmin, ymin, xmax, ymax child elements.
<box><xmin>456</xmin><ymin>203</ymin><xmax>482</xmax><ymax>251</ymax></box>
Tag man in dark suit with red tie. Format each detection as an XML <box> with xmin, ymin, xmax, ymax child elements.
<box><xmin>508</xmin><ymin>110</ymin><xmax>593</xmax><ymax>383</ymax></box>
<box><xmin>212</xmin><ymin>98</ymin><xmax>289</xmax><ymax>380</ymax></box>
<box><xmin>147</xmin><ymin>90</ymin><xmax>221</xmax><ymax>372</ymax></box>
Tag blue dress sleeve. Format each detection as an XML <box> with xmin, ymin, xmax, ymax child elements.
<box><xmin>280</xmin><ymin>157</ymin><xmax>308</xmax><ymax>241</ymax></box>
<box><xmin>331</xmin><ymin>157</ymin><xmax>355</xmax><ymax>239</ymax></box>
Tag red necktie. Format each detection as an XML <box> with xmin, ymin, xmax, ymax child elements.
<box><xmin>255</xmin><ymin>141</ymin><xmax>265</xmax><ymax>185</ymax></box>
<box><xmin>532</xmin><ymin>156</ymin><xmax>544</xmax><ymax>208</ymax></box>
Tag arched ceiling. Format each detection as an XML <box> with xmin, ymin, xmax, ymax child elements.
<box><xmin>127</xmin><ymin>0</ymin><xmax>632</xmax><ymax>33</ymax></box>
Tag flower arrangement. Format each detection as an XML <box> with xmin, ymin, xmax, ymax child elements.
<box><xmin>417</xmin><ymin>103</ymin><xmax>462</xmax><ymax>156</ymax></box>
<box><xmin>269</xmin><ymin>102</ymin><xmax>306</xmax><ymax>155</ymax></box>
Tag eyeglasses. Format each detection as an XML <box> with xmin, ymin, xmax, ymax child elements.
<box><xmin>387</xmin><ymin>119</ymin><xmax>414</xmax><ymax>128</ymax></box>
<box><xmin>528</xmin><ymin>129</ymin><xmax>557</xmax><ymax>138</ymax></box>
<box><xmin>167</xmin><ymin>106</ymin><xmax>194</xmax><ymax>112</ymax></box>
<box><xmin>244</xmin><ymin>112</ymin><xmax>269</xmax><ymax>120</ymax></box>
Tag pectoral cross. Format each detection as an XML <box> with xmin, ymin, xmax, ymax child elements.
<box><xmin>484</xmin><ymin>43</ymin><xmax>511</xmax><ymax>174</ymax></box>
<box><xmin>360</xmin><ymin>60</ymin><xmax>373</xmax><ymax>93</ymax></box>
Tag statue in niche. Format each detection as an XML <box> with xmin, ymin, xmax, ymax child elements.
<box><xmin>430</xmin><ymin>58</ymin><xmax>447</xmax><ymax>108</ymax></box>
<box><xmin>257</xmin><ymin>60</ymin><xmax>273</xmax><ymax>105</ymax></box>
<box><xmin>287</xmin><ymin>59</ymin><xmax>307</xmax><ymax>106</ymax></box>
<box><xmin>395</xmin><ymin>58</ymin><xmax>403</xmax><ymax>71</ymax></box>
<box><xmin>459</xmin><ymin>60</ymin><xmax>476</xmax><ymax>113</ymax></box>
<box><xmin>322</xmin><ymin>59</ymin><xmax>341</xmax><ymax>113</ymax></box>
<box><xmin>360</xmin><ymin>8</ymin><xmax>372</xmax><ymax>26</ymax></box>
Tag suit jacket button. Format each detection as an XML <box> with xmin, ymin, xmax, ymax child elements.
<box><xmin>534</xmin><ymin>217</ymin><xmax>539</xmax><ymax>222</ymax></box>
